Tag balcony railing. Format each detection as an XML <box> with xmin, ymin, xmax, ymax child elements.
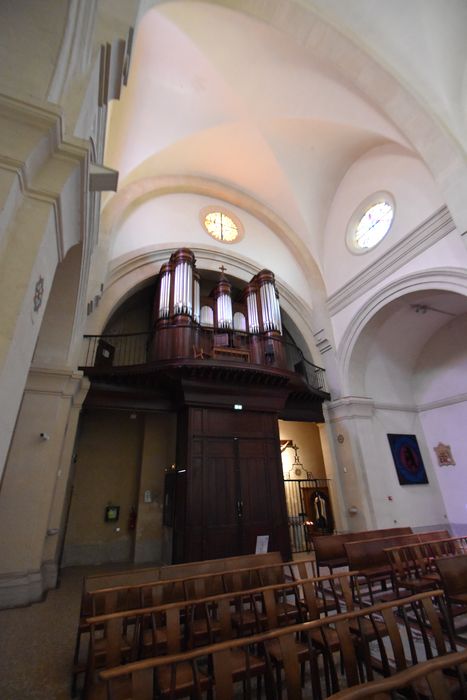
<box><xmin>80</xmin><ymin>328</ymin><xmax>327</xmax><ymax>393</ymax></box>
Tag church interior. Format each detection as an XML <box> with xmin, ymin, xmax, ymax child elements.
<box><xmin>2</xmin><ymin>1</ymin><xmax>467</xmax><ymax>698</ymax></box>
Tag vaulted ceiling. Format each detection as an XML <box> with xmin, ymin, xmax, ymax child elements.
<box><xmin>99</xmin><ymin>0</ymin><xmax>467</xmax><ymax>367</ymax></box>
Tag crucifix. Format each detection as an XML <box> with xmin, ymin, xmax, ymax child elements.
<box><xmin>219</xmin><ymin>264</ymin><xmax>227</xmax><ymax>276</ymax></box>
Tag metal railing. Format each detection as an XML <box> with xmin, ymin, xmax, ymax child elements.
<box><xmin>81</xmin><ymin>332</ymin><xmax>153</xmax><ymax>369</ymax></box>
<box><xmin>80</xmin><ymin>327</ymin><xmax>327</xmax><ymax>393</ymax></box>
<box><xmin>283</xmin><ymin>477</ymin><xmax>333</xmax><ymax>553</ymax></box>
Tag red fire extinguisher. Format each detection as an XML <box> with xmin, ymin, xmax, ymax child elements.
<box><xmin>128</xmin><ymin>506</ymin><xmax>137</xmax><ymax>531</ymax></box>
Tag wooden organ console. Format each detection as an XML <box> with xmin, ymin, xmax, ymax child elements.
<box><xmin>151</xmin><ymin>248</ymin><xmax>286</xmax><ymax>369</ymax></box>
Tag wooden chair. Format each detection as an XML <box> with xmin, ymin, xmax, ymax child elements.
<box><xmin>96</xmin><ymin>588</ymin><xmax>458</xmax><ymax>700</ymax></box>
<box><xmin>192</xmin><ymin>345</ymin><xmax>209</xmax><ymax>359</ymax></box>
<box><xmin>435</xmin><ymin>553</ymin><xmax>467</xmax><ymax>636</ymax></box>
<box><xmin>327</xmin><ymin>648</ymin><xmax>467</xmax><ymax>699</ymax></box>
<box><xmin>384</xmin><ymin>542</ymin><xmax>441</xmax><ymax>598</ymax></box>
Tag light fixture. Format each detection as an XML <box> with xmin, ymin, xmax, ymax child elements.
<box><xmin>234</xmin><ymin>404</ymin><xmax>243</xmax><ymax>410</ymax></box>
<box><xmin>411</xmin><ymin>303</ymin><xmax>456</xmax><ymax>317</ymax></box>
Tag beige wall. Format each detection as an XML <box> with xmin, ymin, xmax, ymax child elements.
<box><xmin>278</xmin><ymin>420</ymin><xmax>326</xmax><ymax>479</ymax></box>
<box><xmin>62</xmin><ymin>408</ymin><xmax>177</xmax><ymax>566</ymax></box>
<box><xmin>63</xmin><ymin>409</ymin><xmax>143</xmax><ymax>565</ymax></box>
<box><xmin>135</xmin><ymin>413</ymin><xmax>177</xmax><ymax>563</ymax></box>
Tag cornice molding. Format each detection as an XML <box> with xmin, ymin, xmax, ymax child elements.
<box><xmin>340</xmin><ymin>392</ymin><xmax>467</xmax><ymax>415</ymax></box>
<box><xmin>0</xmin><ymin>94</ymin><xmax>90</xmax><ymax>262</ymax></box>
<box><xmin>26</xmin><ymin>366</ymin><xmax>89</xmax><ymax>402</ymax></box>
<box><xmin>417</xmin><ymin>392</ymin><xmax>467</xmax><ymax>413</ymax></box>
<box><xmin>327</xmin><ymin>207</ymin><xmax>456</xmax><ymax>316</ymax></box>
<box><xmin>324</xmin><ymin>396</ymin><xmax>375</xmax><ymax>420</ymax></box>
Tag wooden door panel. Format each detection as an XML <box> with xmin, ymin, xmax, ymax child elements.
<box><xmin>201</xmin><ymin>439</ymin><xmax>240</xmax><ymax>559</ymax></box>
<box><xmin>238</xmin><ymin>438</ymin><xmax>289</xmax><ymax>555</ymax></box>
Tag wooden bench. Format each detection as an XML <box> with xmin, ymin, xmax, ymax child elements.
<box><xmin>94</xmin><ymin>589</ymin><xmax>451</xmax><ymax>700</ymax></box>
<box><xmin>312</xmin><ymin>527</ymin><xmax>413</xmax><ymax>574</ymax></box>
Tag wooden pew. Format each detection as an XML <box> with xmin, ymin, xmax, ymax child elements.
<box><xmin>95</xmin><ymin>589</ymin><xmax>453</xmax><ymax>700</ymax></box>
<box><xmin>312</xmin><ymin>527</ymin><xmax>413</xmax><ymax>574</ymax></box>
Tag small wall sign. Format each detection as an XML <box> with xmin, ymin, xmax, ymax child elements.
<box><xmin>105</xmin><ymin>505</ymin><xmax>120</xmax><ymax>522</ymax></box>
<box><xmin>255</xmin><ymin>535</ymin><xmax>269</xmax><ymax>553</ymax></box>
<box><xmin>433</xmin><ymin>442</ymin><xmax>456</xmax><ymax>467</ymax></box>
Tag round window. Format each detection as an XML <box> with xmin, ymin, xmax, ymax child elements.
<box><xmin>200</xmin><ymin>207</ymin><xmax>244</xmax><ymax>244</ymax></box>
<box><xmin>347</xmin><ymin>193</ymin><xmax>395</xmax><ymax>253</ymax></box>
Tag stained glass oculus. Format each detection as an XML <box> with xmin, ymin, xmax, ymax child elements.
<box><xmin>348</xmin><ymin>195</ymin><xmax>394</xmax><ymax>253</ymax></box>
<box><xmin>204</xmin><ymin>211</ymin><xmax>239</xmax><ymax>242</ymax></box>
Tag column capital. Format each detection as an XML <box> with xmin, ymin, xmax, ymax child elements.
<box><xmin>324</xmin><ymin>396</ymin><xmax>375</xmax><ymax>421</ymax></box>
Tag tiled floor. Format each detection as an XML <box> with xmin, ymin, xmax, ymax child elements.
<box><xmin>0</xmin><ymin>567</ymin><xmax>99</xmax><ymax>700</ymax></box>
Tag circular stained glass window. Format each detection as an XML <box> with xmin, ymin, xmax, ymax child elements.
<box><xmin>347</xmin><ymin>193</ymin><xmax>395</xmax><ymax>253</ymax></box>
<box><xmin>201</xmin><ymin>207</ymin><xmax>243</xmax><ymax>244</ymax></box>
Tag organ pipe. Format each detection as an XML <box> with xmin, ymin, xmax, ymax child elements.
<box><xmin>158</xmin><ymin>264</ymin><xmax>171</xmax><ymax>319</ymax></box>
<box><xmin>246</xmin><ymin>291</ymin><xmax>260</xmax><ymax>333</ymax></box>
<box><xmin>255</xmin><ymin>271</ymin><xmax>282</xmax><ymax>334</ymax></box>
<box><xmin>217</xmin><ymin>293</ymin><xmax>232</xmax><ymax>328</ymax></box>
<box><xmin>173</xmin><ymin>253</ymin><xmax>194</xmax><ymax>316</ymax></box>
<box><xmin>193</xmin><ymin>274</ymin><xmax>200</xmax><ymax>323</ymax></box>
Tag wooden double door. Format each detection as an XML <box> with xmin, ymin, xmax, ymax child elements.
<box><xmin>174</xmin><ymin>407</ymin><xmax>291</xmax><ymax>562</ymax></box>
<box><xmin>198</xmin><ymin>436</ymin><xmax>285</xmax><ymax>559</ymax></box>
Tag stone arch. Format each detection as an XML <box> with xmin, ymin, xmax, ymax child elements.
<box><xmin>33</xmin><ymin>243</ymin><xmax>85</xmax><ymax>369</ymax></box>
<box><xmin>100</xmin><ymin>174</ymin><xmax>324</xmax><ymax>289</ymax></box>
<box><xmin>339</xmin><ymin>268</ymin><xmax>467</xmax><ymax>396</ymax></box>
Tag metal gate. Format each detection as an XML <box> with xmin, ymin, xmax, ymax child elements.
<box><xmin>283</xmin><ymin>478</ymin><xmax>333</xmax><ymax>553</ymax></box>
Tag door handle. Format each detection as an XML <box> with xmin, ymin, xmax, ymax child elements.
<box><xmin>236</xmin><ymin>500</ymin><xmax>243</xmax><ymax>519</ymax></box>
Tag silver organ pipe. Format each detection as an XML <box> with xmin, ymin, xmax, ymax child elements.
<box><xmin>260</xmin><ymin>284</ymin><xmax>271</xmax><ymax>331</ymax></box>
<box><xmin>159</xmin><ymin>269</ymin><xmax>171</xmax><ymax>318</ymax></box>
<box><xmin>259</xmin><ymin>279</ymin><xmax>282</xmax><ymax>333</ymax></box>
<box><xmin>186</xmin><ymin>263</ymin><xmax>193</xmax><ymax>314</ymax></box>
<box><xmin>174</xmin><ymin>260</ymin><xmax>193</xmax><ymax>315</ymax></box>
<box><xmin>174</xmin><ymin>263</ymin><xmax>181</xmax><ymax>314</ymax></box>
<box><xmin>247</xmin><ymin>292</ymin><xmax>259</xmax><ymax>333</ymax></box>
<box><xmin>193</xmin><ymin>277</ymin><xmax>200</xmax><ymax>323</ymax></box>
<box><xmin>233</xmin><ymin>312</ymin><xmax>246</xmax><ymax>331</ymax></box>
<box><xmin>217</xmin><ymin>293</ymin><xmax>232</xmax><ymax>328</ymax></box>
<box><xmin>273</xmin><ymin>289</ymin><xmax>282</xmax><ymax>333</ymax></box>
<box><xmin>200</xmin><ymin>305</ymin><xmax>214</xmax><ymax>326</ymax></box>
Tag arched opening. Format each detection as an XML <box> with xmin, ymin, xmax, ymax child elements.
<box><xmin>345</xmin><ymin>288</ymin><xmax>467</xmax><ymax>534</ymax></box>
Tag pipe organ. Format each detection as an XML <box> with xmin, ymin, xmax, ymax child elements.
<box><xmin>151</xmin><ymin>248</ymin><xmax>285</xmax><ymax>367</ymax></box>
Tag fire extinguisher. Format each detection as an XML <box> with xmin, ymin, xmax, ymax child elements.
<box><xmin>128</xmin><ymin>506</ymin><xmax>137</xmax><ymax>531</ymax></box>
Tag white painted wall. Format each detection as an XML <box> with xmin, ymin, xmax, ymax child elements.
<box><xmin>110</xmin><ymin>192</ymin><xmax>314</xmax><ymax>306</ymax></box>
<box><xmin>415</xmin><ymin>313</ymin><xmax>467</xmax><ymax>533</ymax></box>
<box><xmin>323</xmin><ymin>144</ymin><xmax>444</xmax><ymax>296</ymax></box>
